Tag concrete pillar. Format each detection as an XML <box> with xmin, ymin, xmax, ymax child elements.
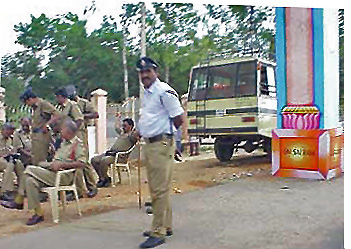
<box><xmin>273</xmin><ymin>7</ymin><xmax>343</xmax><ymax>180</ymax></box>
<box><xmin>91</xmin><ymin>89</ymin><xmax>107</xmax><ymax>154</ymax></box>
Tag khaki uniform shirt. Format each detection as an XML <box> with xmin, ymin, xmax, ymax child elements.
<box><xmin>0</xmin><ymin>133</ymin><xmax>13</xmax><ymax>157</ymax></box>
<box><xmin>32</xmin><ymin>98</ymin><xmax>59</xmax><ymax>130</ymax></box>
<box><xmin>76</xmin><ymin>97</ymin><xmax>96</xmax><ymax>127</ymax></box>
<box><xmin>13</xmin><ymin>129</ymin><xmax>31</xmax><ymax>153</ymax></box>
<box><xmin>58</xmin><ymin>99</ymin><xmax>84</xmax><ymax>128</ymax></box>
<box><xmin>111</xmin><ymin>130</ymin><xmax>137</xmax><ymax>152</ymax></box>
<box><xmin>31</xmin><ymin>136</ymin><xmax>87</xmax><ymax>187</ymax></box>
<box><xmin>53</xmin><ymin>136</ymin><xmax>87</xmax><ymax>164</ymax></box>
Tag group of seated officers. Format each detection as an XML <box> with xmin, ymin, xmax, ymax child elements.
<box><xmin>0</xmin><ymin>87</ymin><xmax>137</xmax><ymax>226</ymax></box>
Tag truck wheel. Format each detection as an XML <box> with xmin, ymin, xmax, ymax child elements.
<box><xmin>214</xmin><ymin>138</ymin><xmax>234</xmax><ymax>162</ymax></box>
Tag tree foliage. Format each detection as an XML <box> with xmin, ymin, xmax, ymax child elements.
<box><xmin>1</xmin><ymin>3</ymin><xmax>275</xmax><ymax>106</ymax></box>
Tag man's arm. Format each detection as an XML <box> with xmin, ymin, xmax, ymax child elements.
<box><xmin>75</xmin><ymin>119</ymin><xmax>84</xmax><ymax>129</ymax></box>
<box><xmin>12</xmin><ymin>131</ymin><xmax>22</xmax><ymax>152</ymax></box>
<box><xmin>172</xmin><ymin>115</ymin><xmax>184</xmax><ymax>129</ymax></box>
<box><xmin>161</xmin><ymin>89</ymin><xmax>184</xmax><ymax>130</ymax></box>
<box><xmin>50</xmin><ymin>160</ymin><xmax>86</xmax><ymax>171</ymax></box>
<box><xmin>83</xmin><ymin>101</ymin><xmax>99</xmax><ymax>120</ymax></box>
<box><xmin>114</xmin><ymin>113</ymin><xmax>123</xmax><ymax>135</ymax></box>
<box><xmin>44</xmin><ymin>114</ymin><xmax>61</xmax><ymax>131</ymax></box>
<box><xmin>41</xmin><ymin>101</ymin><xmax>61</xmax><ymax>132</ymax></box>
<box><xmin>70</xmin><ymin>103</ymin><xmax>84</xmax><ymax>129</ymax></box>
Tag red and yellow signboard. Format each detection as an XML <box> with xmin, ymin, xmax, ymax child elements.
<box><xmin>272</xmin><ymin>128</ymin><xmax>344</xmax><ymax>180</ymax></box>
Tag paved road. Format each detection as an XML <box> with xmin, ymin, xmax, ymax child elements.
<box><xmin>0</xmin><ymin>176</ymin><xmax>343</xmax><ymax>249</ymax></box>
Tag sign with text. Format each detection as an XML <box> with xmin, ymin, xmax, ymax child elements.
<box><xmin>272</xmin><ymin>128</ymin><xmax>343</xmax><ymax>180</ymax></box>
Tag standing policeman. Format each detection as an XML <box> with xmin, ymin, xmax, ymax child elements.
<box><xmin>136</xmin><ymin>57</ymin><xmax>184</xmax><ymax>248</ymax></box>
<box><xmin>19</xmin><ymin>88</ymin><xmax>60</xmax><ymax>165</ymax></box>
<box><xmin>66</xmin><ymin>85</ymin><xmax>99</xmax><ymax>197</ymax></box>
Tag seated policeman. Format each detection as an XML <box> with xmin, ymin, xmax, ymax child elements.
<box><xmin>0</xmin><ymin>123</ymin><xmax>25</xmax><ymax>202</ymax></box>
<box><xmin>1</xmin><ymin>120</ymin><xmax>86</xmax><ymax>226</ymax></box>
<box><xmin>91</xmin><ymin>117</ymin><xmax>137</xmax><ymax>188</ymax></box>
<box><xmin>13</xmin><ymin>117</ymin><xmax>32</xmax><ymax>166</ymax></box>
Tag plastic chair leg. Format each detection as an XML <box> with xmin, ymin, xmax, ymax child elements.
<box><xmin>60</xmin><ymin>191</ymin><xmax>66</xmax><ymax>212</ymax></box>
<box><xmin>73</xmin><ymin>189</ymin><xmax>82</xmax><ymax>216</ymax></box>
<box><xmin>127</xmin><ymin>166</ymin><xmax>132</xmax><ymax>185</ymax></box>
<box><xmin>117</xmin><ymin>167</ymin><xmax>122</xmax><ymax>184</ymax></box>
<box><xmin>48</xmin><ymin>190</ymin><xmax>59</xmax><ymax>223</ymax></box>
<box><xmin>111</xmin><ymin>165</ymin><xmax>116</xmax><ymax>187</ymax></box>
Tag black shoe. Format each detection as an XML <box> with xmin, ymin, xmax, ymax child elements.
<box><xmin>1</xmin><ymin>200</ymin><xmax>24</xmax><ymax>210</ymax></box>
<box><xmin>101</xmin><ymin>177</ymin><xmax>111</xmax><ymax>188</ymax></box>
<box><xmin>96</xmin><ymin>179</ymin><xmax>105</xmax><ymax>188</ymax></box>
<box><xmin>66</xmin><ymin>192</ymin><xmax>83</xmax><ymax>202</ymax></box>
<box><xmin>139</xmin><ymin>236</ymin><xmax>165</xmax><ymax>248</ymax></box>
<box><xmin>0</xmin><ymin>191</ymin><xmax>14</xmax><ymax>201</ymax></box>
<box><xmin>146</xmin><ymin>207</ymin><xmax>153</xmax><ymax>215</ymax></box>
<box><xmin>143</xmin><ymin>230</ymin><xmax>172</xmax><ymax>237</ymax></box>
<box><xmin>87</xmin><ymin>188</ymin><xmax>98</xmax><ymax>198</ymax></box>
<box><xmin>97</xmin><ymin>178</ymin><xmax>111</xmax><ymax>188</ymax></box>
<box><xmin>26</xmin><ymin>214</ymin><xmax>44</xmax><ymax>226</ymax></box>
<box><xmin>174</xmin><ymin>154</ymin><xmax>183</xmax><ymax>162</ymax></box>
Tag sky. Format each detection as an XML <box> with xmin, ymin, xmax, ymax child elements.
<box><xmin>0</xmin><ymin>0</ymin><xmax>346</xmax><ymax>58</ymax></box>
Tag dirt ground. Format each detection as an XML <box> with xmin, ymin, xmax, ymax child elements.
<box><xmin>0</xmin><ymin>149</ymin><xmax>272</xmax><ymax>237</ymax></box>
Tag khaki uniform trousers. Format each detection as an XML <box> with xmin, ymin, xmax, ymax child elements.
<box><xmin>144</xmin><ymin>137</ymin><xmax>174</xmax><ymax>238</ymax></box>
<box><xmin>91</xmin><ymin>154</ymin><xmax>115</xmax><ymax>179</ymax></box>
<box><xmin>75</xmin><ymin>129</ymin><xmax>97</xmax><ymax>195</ymax></box>
<box><xmin>31</xmin><ymin>132</ymin><xmax>51</xmax><ymax>165</ymax></box>
<box><xmin>0</xmin><ymin>158</ymin><xmax>24</xmax><ymax>194</ymax></box>
<box><xmin>18</xmin><ymin>164</ymin><xmax>74</xmax><ymax>210</ymax></box>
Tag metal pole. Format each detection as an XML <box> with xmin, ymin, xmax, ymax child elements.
<box><xmin>137</xmin><ymin>2</ymin><xmax>147</xmax><ymax>210</ymax></box>
<box><xmin>138</xmin><ymin>141</ymin><xmax>142</xmax><ymax>209</ymax></box>
<box><xmin>139</xmin><ymin>2</ymin><xmax>146</xmax><ymax>105</ymax></box>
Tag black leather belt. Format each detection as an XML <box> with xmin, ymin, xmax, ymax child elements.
<box><xmin>145</xmin><ymin>134</ymin><xmax>173</xmax><ymax>143</ymax></box>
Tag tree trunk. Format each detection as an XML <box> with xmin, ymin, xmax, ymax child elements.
<box><xmin>165</xmin><ymin>65</ymin><xmax>170</xmax><ymax>83</ymax></box>
<box><xmin>122</xmin><ymin>25</ymin><xmax>129</xmax><ymax>101</ymax></box>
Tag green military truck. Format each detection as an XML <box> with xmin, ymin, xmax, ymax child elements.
<box><xmin>187</xmin><ymin>56</ymin><xmax>277</xmax><ymax>162</ymax></box>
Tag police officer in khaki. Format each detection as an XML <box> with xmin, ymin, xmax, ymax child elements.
<box><xmin>0</xmin><ymin>123</ymin><xmax>25</xmax><ymax>202</ymax></box>
<box><xmin>55</xmin><ymin>88</ymin><xmax>98</xmax><ymax>199</ymax></box>
<box><xmin>66</xmin><ymin>85</ymin><xmax>99</xmax><ymax>195</ymax></box>
<box><xmin>13</xmin><ymin>116</ymin><xmax>32</xmax><ymax>166</ymax></box>
<box><xmin>91</xmin><ymin>117</ymin><xmax>137</xmax><ymax>187</ymax></box>
<box><xmin>20</xmin><ymin>88</ymin><xmax>61</xmax><ymax>165</ymax></box>
<box><xmin>135</xmin><ymin>57</ymin><xmax>184</xmax><ymax>248</ymax></box>
<box><xmin>1</xmin><ymin>120</ymin><xmax>86</xmax><ymax>226</ymax></box>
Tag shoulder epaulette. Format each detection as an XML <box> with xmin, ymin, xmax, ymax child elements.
<box><xmin>165</xmin><ymin>89</ymin><xmax>178</xmax><ymax>98</ymax></box>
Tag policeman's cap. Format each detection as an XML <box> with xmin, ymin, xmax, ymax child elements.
<box><xmin>136</xmin><ymin>57</ymin><xmax>158</xmax><ymax>71</ymax></box>
<box><xmin>55</xmin><ymin>88</ymin><xmax>68</xmax><ymax>98</ymax></box>
<box><xmin>19</xmin><ymin>87</ymin><xmax>37</xmax><ymax>102</ymax></box>
<box><xmin>65</xmin><ymin>85</ymin><xmax>77</xmax><ymax>100</ymax></box>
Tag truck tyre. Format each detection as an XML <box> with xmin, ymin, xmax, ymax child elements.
<box><xmin>214</xmin><ymin>138</ymin><xmax>234</xmax><ymax>162</ymax></box>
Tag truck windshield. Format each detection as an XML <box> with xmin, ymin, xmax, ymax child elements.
<box><xmin>189</xmin><ymin>61</ymin><xmax>257</xmax><ymax>101</ymax></box>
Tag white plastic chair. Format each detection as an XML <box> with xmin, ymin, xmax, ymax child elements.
<box><xmin>109</xmin><ymin>144</ymin><xmax>136</xmax><ymax>186</ymax></box>
<box><xmin>41</xmin><ymin>169</ymin><xmax>82</xmax><ymax>223</ymax></box>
